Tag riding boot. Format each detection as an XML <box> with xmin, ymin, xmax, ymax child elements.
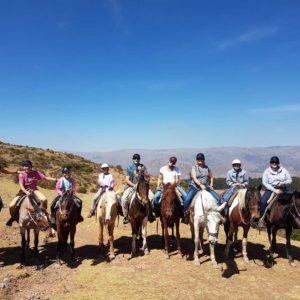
<box><xmin>87</xmin><ymin>208</ymin><xmax>95</xmax><ymax>218</ymax></box>
<box><xmin>147</xmin><ymin>203</ymin><xmax>155</xmax><ymax>223</ymax></box>
<box><xmin>6</xmin><ymin>208</ymin><xmax>19</xmax><ymax>226</ymax></box>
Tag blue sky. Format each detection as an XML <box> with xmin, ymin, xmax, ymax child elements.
<box><xmin>1</xmin><ymin>0</ymin><xmax>300</xmax><ymax>151</ymax></box>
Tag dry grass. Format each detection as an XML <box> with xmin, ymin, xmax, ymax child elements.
<box><xmin>1</xmin><ymin>179</ymin><xmax>300</xmax><ymax>300</ymax></box>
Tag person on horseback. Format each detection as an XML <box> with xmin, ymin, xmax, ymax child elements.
<box><xmin>121</xmin><ymin>153</ymin><xmax>155</xmax><ymax>224</ymax></box>
<box><xmin>183</xmin><ymin>153</ymin><xmax>221</xmax><ymax>223</ymax></box>
<box><xmin>218</xmin><ymin>159</ymin><xmax>249</xmax><ymax>212</ymax></box>
<box><xmin>87</xmin><ymin>163</ymin><xmax>115</xmax><ymax>218</ymax></box>
<box><xmin>0</xmin><ymin>165</ymin><xmax>19</xmax><ymax>210</ymax></box>
<box><xmin>153</xmin><ymin>156</ymin><xmax>187</xmax><ymax>216</ymax></box>
<box><xmin>6</xmin><ymin>160</ymin><xmax>57</xmax><ymax>226</ymax></box>
<box><xmin>50</xmin><ymin>166</ymin><xmax>84</xmax><ymax>230</ymax></box>
<box><xmin>258</xmin><ymin>156</ymin><xmax>292</xmax><ymax>228</ymax></box>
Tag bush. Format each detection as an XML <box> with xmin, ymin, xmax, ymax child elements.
<box><xmin>77</xmin><ymin>186</ymin><xmax>87</xmax><ymax>194</ymax></box>
<box><xmin>0</xmin><ymin>157</ymin><xmax>8</xmax><ymax>167</ymax></box>
<box><xmin>291</xmin><ymin>229</ymin><xmax>300</xmax><ymax>241</ymax></box>
<box><xmin>90</xmin><ymin>187</ymin><xmax>98</xmax><ymax>193</ymax></box>
<box><xmin>38</xmin><ymin>180</ymin><xmax>56</xmax><ymax>190</ymax></box>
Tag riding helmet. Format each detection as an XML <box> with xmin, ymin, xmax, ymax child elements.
<box><xmin>169</xmin><ymin>156</ymin><xmax>177</xmax><ymax>164</ymax></box>
<box><xmin>196</xmin><ymin>153</ymin><xmax>205</xmax><ymax>160</ymax></box>
<box><xmin>22</xmin><ymin>160</ymin><xmax>32</xmax><ymax>167</ymax></box>
<box><xmin>132</xmin><ymin>153</ymin><xmax>141</xmax><ymax>160</ymax></box>
<box><xmin>62</xmin><ymin>166</ymin><xmax>72</xmax><ymax>174</ymax></box>
<box><xmin>232</xmin><ymin>159</ymin><xmax>241</xmax><ymax>165</ymax></box>
<box><xmin>270</xmin><ymin>156</ymin><xmax>280</xmax><ymax>164</ymax></box>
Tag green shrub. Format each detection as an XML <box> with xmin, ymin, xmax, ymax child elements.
<box><xmin>77</xmin><ymin>186</ymin><xmax>87</xmax><ymax>194</ymax></box>
<box><xmin>291</xmin><ymin>229</ymin><xmax>300</xmax><ymax>241</ymax></box>
<box><xmin>38</xmin><ymin>180</ymin><xmax>56</xmax><ymax>190</ymax></box>
<box><xmin>90</xmin><ymin>187</ymin><xmax>98</xmax><ymax>193</ymax></box>
<box><xmin>0</xmin><ymin>157</ymin><xmax>8</xmax><ymax>167</ymax></box>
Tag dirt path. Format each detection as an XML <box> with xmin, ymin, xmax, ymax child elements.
<box><xmin>1</xmin><ymin>180</ymin><xmax>300</xmax><ymax>300</ymax></box>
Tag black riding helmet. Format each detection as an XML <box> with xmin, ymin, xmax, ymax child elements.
<box><xmin>132</xmin><ymin>153</ymin><xmax>141</xmax><ymax>160</ymax></box>
<box><xmin>62</xmin><ymin>166</ymin><xmax>72</xmax><ymax>174</ymax></box>
<box><xmin>270</xmin><ymin>156</ymin><xmax>280</xmax><ymax>164</ymax></box>
<box><xmin>22</xmin><ymin>159</ymin><xmax>32</xmax><ymax>167</ymax></box>
<box><xmin>196</xmin><ymin>153</ymin><xmax>205</xmax><ymax>160</ymax></box>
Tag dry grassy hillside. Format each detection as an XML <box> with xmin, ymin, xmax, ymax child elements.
<box><xmin>0</xmin><ymin>141</ymin><xmax>129</xmax><ymax>193</ymax></box>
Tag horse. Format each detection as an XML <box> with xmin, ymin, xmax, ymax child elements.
<box><xmin>264</xmin><ymin>191</ymin><xmax>300</xmax><ymax>267</ymax></box>
<box><xmin>96</xmin><ymin>190</ymin><xmax>118</xmax><ymax>261</ymax></box>
<box><xmin>224</xmin><ymin>187</ymin><xmax>261</xmax><ymax>263</ymax></box>
<box><xmin>160</xmin><ymin>183</ymin><xmax>183</xmax><ymax>259</ymax></box>
<box><xmin>128</xmin><ymin>176</ymin><xmax>150</xmax><ymax>258</ymax></box>
<box><xmin>56</xmin><ymin>192</ymin><xmax>81</xmax><ymax>263</ymax></box>
<box><xmin>13</xmin><ymin>194</ymin><xmax>51</xmax><ymax>263</ymax></box>
<box><xmin>189</xmin><ymin>190</ymin><xmax>225</xmax><ymax>267</ymax></box>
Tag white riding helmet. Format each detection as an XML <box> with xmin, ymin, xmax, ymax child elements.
<box><xmin>101</xmin><ymin>163</ymin><xmax>109</xmax><ymax>169</ymax></box>
<box><xmin>232</xmin><ymin>159</ymin><xmax>241</xmax><ymax>165</ymax></box>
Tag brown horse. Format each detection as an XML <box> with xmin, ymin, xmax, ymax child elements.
<box><xmin>265</xmin><ymin>191</ymin><xmax>300</xmax><ymax>267</ymax></box>
<box><xmin>56</xmin><ymin>192</ymin><xmax>81</xmax><ymax>263</ymax></box>
<box><xmin>14</xmin><ymin>194</ymin><xmax>51</xmax><ymax>263</ymax></box>
<box><xmin>161</xmin><ymin>183</ymin><xmax>182</xmax><ymax>259</ymax></box>
<box><xmin>128</xmin><ymin>176</ymin><xmax>150</xmax><ymax>258</ymax></box>
<box><xmin>96</xmin><ymin>190</ymin><xmax>118</xmax><ymax>261</ymax></box>
<box><xmin>224</xmin><ymin>187</ymin><xmax>261</xmax><ymax>263</ymax></box>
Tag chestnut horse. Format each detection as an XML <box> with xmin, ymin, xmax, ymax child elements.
<box><xmin>128</xmin><ymin>176</ymin><xmax>150</xmax><ymax>258</ymax></box>
<box><xmin>224</xmin><ymin>187</ymin><xmax>261</xmax><ymax>263</ymax></box>
<box><xmin>265</xmin><ymin>191</ymin><xmax>300</xmax><ymax>267</ymax></box>
<box><xmin>96</xmin><ymin>190</ymin><xmax>118</xmax><ymax>261</ymax></box>
<box><xmin>161</xmin><ymin>183</ymin><xmax>182</xmax><ymax>259</ymax></box>
<box><xmin>56</xmin><ymin>192</ymin><xmax>81</xmax><ymax>263</ymax></box>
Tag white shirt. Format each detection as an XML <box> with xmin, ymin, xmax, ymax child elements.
<box><xmin>160</xmin><ymin>166</ymin><xmax>181</xmax><ymax>184</ymax></box>
<box><xmin>98</xmin><ymin>173</ymin><xmax>114</xmax><ymax>187</ymax></box>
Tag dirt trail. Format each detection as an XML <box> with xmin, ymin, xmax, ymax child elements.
<box><xmin>1</xmin><ymin>180</ymin><xmax>300</xmax><ymax>300</ymax></box>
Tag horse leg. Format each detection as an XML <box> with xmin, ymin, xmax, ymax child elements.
<box><xmin>131</xmin><ymin>221</ymin><xmax>137</xmax><ymax>258</ymax></box>
<box><xmin>172</xmin><ymin>225</ymin><xmax>175</xmax><ymax>241</ymax></box>
<box><xmin>162</xmin><ymin>219</ymin><xmax>169</xmax><ymax>259</ymax></box>
<box><xmin>26</xmin><ymin>229</ymin><xmax>30</xmax><ymax>250</ymax></box>
<box><xmin>242</xmin><ymin>225</ymin><xmax>250</xmax><ymax>263</ymax></box>
<box><xmin>108</xmin><ymin>223</ymin><xmax>116</xmax><ymax>260</ymax></box>
<box><xmin>266</xmin><ymin>224</ymin><xmax>274</xmax><ymax>267</ymax></box>
<box><xmin>175</xmin><ymin>220</ymin><xmax>182</xmax><ymax>258</ymax></box>
<box><xmin>56</xmin><ymin>226</ymin><xmax>62</xmax><ymax>265</ymax></box>
<box><xmin>224</xmin><ymin>222</ymin><xmax>235</xmax><ymax>259</ymax></box>
<box><xmin>142</xmin><ymin>217</ymin><xmax>149</xmax><ymax>255</ymax></box>
<box><xmin>271</xmin><ymin>226</ymin><xmax>278</xmax><ymax>252</ymax></box>
<box><xmin>70</xmin><ymin>228</ymin><xmax>76</xmax><ymax>262</ymax></box>
<box><xmin>209</xmin><ymin>242</ymin><xmax>218</xmax><ymax>268</ymax></box>
<box><xmin>20</xmin><ymin>227</ymin><xmax>26</xmax><ymax>264</ymax></box>
<box><xmin>193</xmin><ymin>220</ymin><xmax>200</xmax><ymax>266</ymax></box>
<box><xmin>34</xmin><ymin>228</ymin><xmax>39</xmax><ymax>257</ymax></box>
<box><xmin>286</xmin><ymin>225</ymin><xmax>295</xmax><ymax>266</ymax></box>
<box><xmin>98</xmin><ymin>220</ymin><xmax>104</xmax><ymax>256</ymax></box>
<box><xmin>199</xmin><ymin>226</ymin><xmax>204</xmax><ymax>255</ymax></box>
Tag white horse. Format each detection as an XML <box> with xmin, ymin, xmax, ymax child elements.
<box><xmin>189</xmin><ymin>190</ymin><xmax>225</xmax><ymax>268</ymax></box>
<box><xmin>96</xmin><ymin>190</ymin><xmax>118</xmax><ymax>261</ymax></box>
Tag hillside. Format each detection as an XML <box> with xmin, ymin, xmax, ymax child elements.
<box><xmin>78</xmin><ymin>146</ymin><xmax>300</xmax><ymax>178</ymax></box>
<box><xmin>0</xmin><ymin>141</ymin><xmax>127</xmax><ymax>193</ymax></box>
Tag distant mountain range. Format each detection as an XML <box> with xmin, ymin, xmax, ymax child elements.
<box><xmin>77</xmin><ymin>146</ymin><xmax>300</xmax><ymax>178</ymax></box>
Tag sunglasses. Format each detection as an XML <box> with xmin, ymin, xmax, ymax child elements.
<box><xmin>271</xmin><ymin>162</ymin><xmax>279</xmax><ymax>165</ymax></box>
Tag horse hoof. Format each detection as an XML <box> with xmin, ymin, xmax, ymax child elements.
<box><xmin>212</xmin><ymin>262</ymin><xmax>219</xmax><ymax>269</ymax></box>
<box><xmin>144</xmin><ymin>249</ymin><xmax>150</xmax><ymax>255</ymax></box>
<box><xmin>194</xmin><ymin>260</ymin><xmax>200</xmax><ymax>266</ymax></box>
<box><xmin>109</xmin><ymin>254</ymin><xmax>116</xmax><ymax>261</ymax></box>
<box><xmin>165</xmin><ymin>254</ymin><xmax>170</xmax><ymax>259</ymax></box>
<box><xmin>289</xmin><ymin>261</ymin><xmax>296</xmax><ymax>267</ymax></box>
<box><xmin>199</xmin><ymin>249</ymin><xmax>204</xmax><ymax>255</ymax></box>
<box><xmin>177</xmin><ymin>253</ymin><xmax>183</xmax><ymax>259</ymax></box>
<box><xmin>244</xmin><ymin>257</ymin><xmax>250</xmax><ymax>263</ymax></box>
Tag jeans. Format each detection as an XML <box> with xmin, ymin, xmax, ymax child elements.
<box><xmin>154</xmin><ymin>185</ymin><xmax>187</xmax><ymax>213</ymax></box>
<box><xmin>209</xmin><ymin>189</ymin><xmax>222</xmax><ymax>205</ymax></box>
<box><xmin>184</xmin><ymin>186</ymin><xmax>199</xmax><ymax>210</ymax></box>
<box><xmin>260</xmin><ymin>190</ymin><xmax>273</xmax><ymax>217</ymax></box>
<box><xmin>223</xmin><ymin>188</ymin><xmax>234</xmax><ymax>203</ymax></box>
<box><xmin>91</xmin><ymin>187</ymin><xmax>103</xmax><ymax>209</ymax></box>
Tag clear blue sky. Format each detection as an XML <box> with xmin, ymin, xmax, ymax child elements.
<box><xmin>1</xmin><ymin>0</ymin><xmax>300</xmax><ymax>151</ymax></box>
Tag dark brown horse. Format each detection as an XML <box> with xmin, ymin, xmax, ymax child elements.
<box><xmin>56</xmin><ymin>192</ymin><xmax>81</xmax><ymax>263</ymax></box>
<box><xmin>224</xmin><ymin>187</ymin><xmax>261</xmax><ymax>263</ymax></box>
<box><xmin>265</xmin><ymin>191</ymin><xmax>300</xmax><ymax>267</ymax></box>
<box><xmin>161</xmin><ymin>183</ymin><xmax>182</xmax><ymax>259</ymax></box>
<box><xmin>128</xmin><ymin>176</ymin><xmax>150</xmax><ymax>258</ymax></box>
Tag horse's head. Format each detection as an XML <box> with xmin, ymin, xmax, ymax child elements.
<box><xmin>102</xmin><ymin>191</ymin><xmax>117</xmax><ymax>224</ymax></box>
<box><xmin>26</xmin><ymin>206</ymin><xmax>50</xmax><ymax>231</ymax></box>
<box><xmin>162</xmin><ymin>183</ymin><xmax>177</xmax><ymax>218</ymax></box>
<box><xmin>136</xmin><ymin>177</ymin><xmax>149</xmax><ymax>206</ymax></box>
<box><xmin>245</xmin><ymin>186</ymin><xmax>261</xmax><ymax>221</ymax></box>
<box><xmin>59</xmin><ymin>192</ymin><xmax>75</xmax><ymax>222</ymax></box>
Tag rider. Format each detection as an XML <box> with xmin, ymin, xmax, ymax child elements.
<box><xmin>50</xmin><ymin>166</ymin><xmax>83</xmax><ymax>229</ymax></box>
<box><xmin>87</xmin><ymin>163</ymin><xmax>115</xmax><ymax>218</ymax></box>
<box><xmin>0</xmin><ymin>165</ymin><xmax>19</xmax><ymax>211</ymax></box>
<box><xmin>121</xmin><ymin>153</ymin><xmax>155</xmax><ymax>224</ymax></box>
<box><xmin>6</xmin><ymin>160</ymin><xmax>57</xmax><ymax>226</ymax></box>
<box><xmin>218</xmin><ymin>159</ymin><xmax>249</xmax><ymax>212</ymax></box>
<box><xmin>153</xmin><ymin>156</ymin><xmax>187</xmax><ymax>216</ymax></box>
<box><xmin>258</xmin><ymin>156</ymin><xmax>292</xmax><ymax>228</ymax></box>
<box><xmin>183</xmin><ymin>153</ymin><xmax>222</xmax><ymax>223</ymax></box>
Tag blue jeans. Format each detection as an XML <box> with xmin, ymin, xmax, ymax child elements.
<box><xmin>210</xmin><ymin>189</ymin><xmax>222</xmax><ymax>205</ymax></box>
<box><xmin>260</xmin><ymin>190</ymin><xmax>273</xmax><ymax>217</ymax></box>
<box><xmin>154</xmin><ymin>185</ymin><xmax>187</xmax><ymax>212</ymax></box>
<box><xmin>223</xmin><ymin>188</ymin><xmax>234</xmax><ymax>203</ymax></box>
<box><xmin>184</xmin><ymin>186</ymin><xmax>198</xmax><ymax>210</ymax></box>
